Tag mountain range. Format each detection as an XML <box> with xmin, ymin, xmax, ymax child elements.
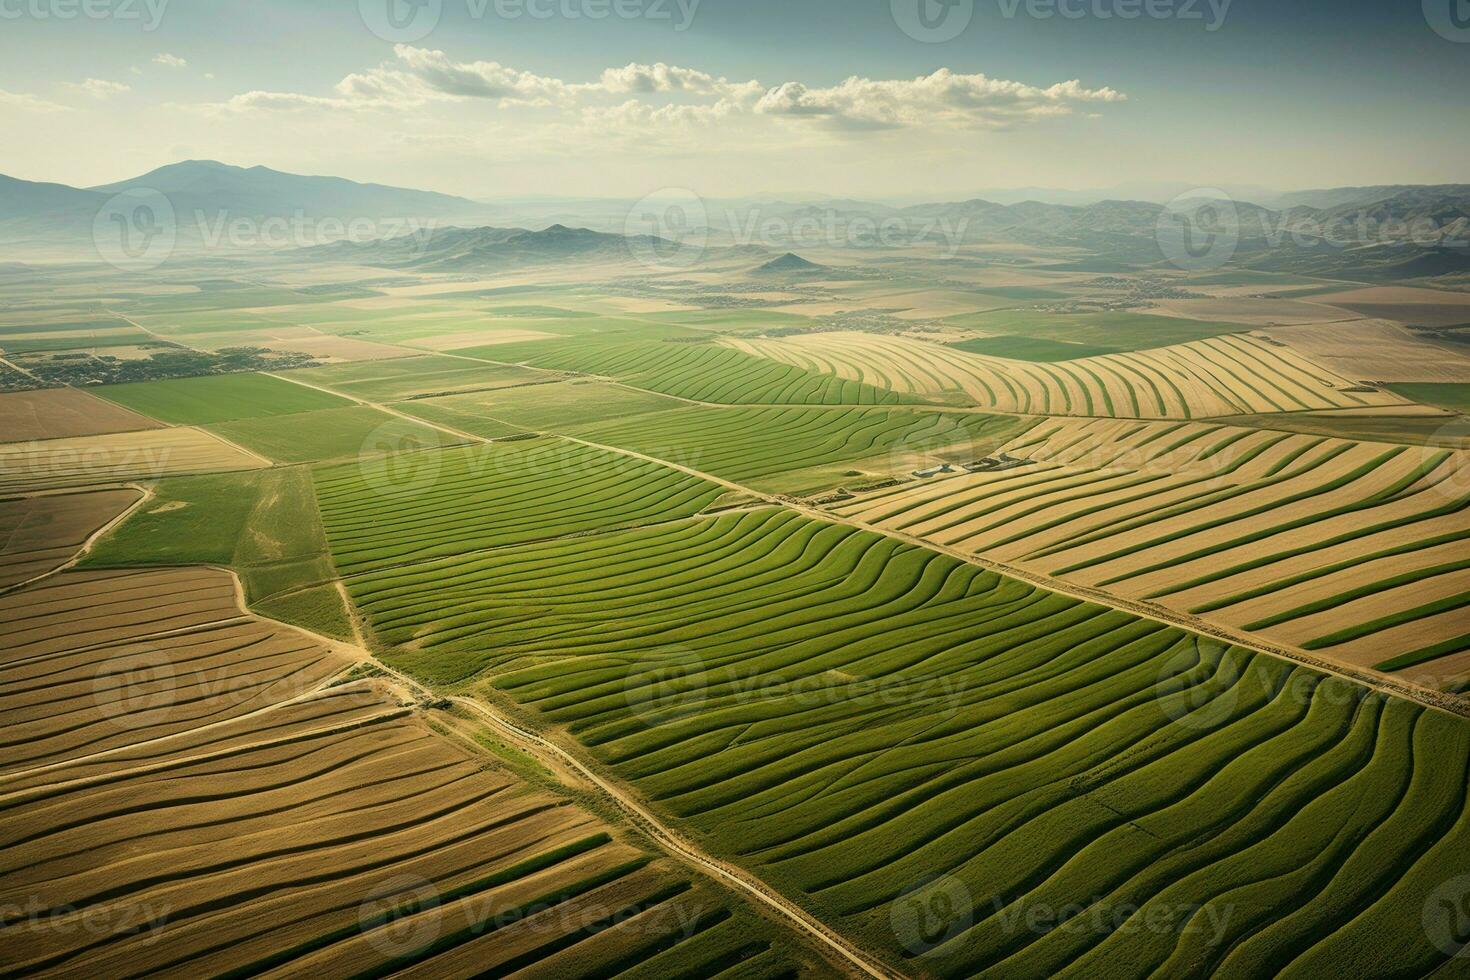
<box><xmin>1</xmin><ymin>160</ymin><xmax>1467</xmax><ymax>281</ymax></box>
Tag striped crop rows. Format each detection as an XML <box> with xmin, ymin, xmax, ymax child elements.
<box><xmin>340</xmin><ymin>507</ymin><xmax>1470</xmax><ymax>977</ymax></box>
<box><xmin>834</xmin><ymin>419</ymin><xmax>1470</xmax><ymax>682</ymax></box>
<box><xmin>724</xmin><ymin>332</ymin><xmax>1408</xmax><ymax>419</ymax></box>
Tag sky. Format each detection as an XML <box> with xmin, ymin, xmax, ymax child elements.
<box><xmin>0</xmin><ymin>0</ymin><xmax>1466</xmax><ymax>201</ymax></box>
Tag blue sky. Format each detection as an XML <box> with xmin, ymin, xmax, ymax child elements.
<box><xmin>0</xmin><ymin>0</ymin><xmax>1465</xmax><ymax>199</ymax></box>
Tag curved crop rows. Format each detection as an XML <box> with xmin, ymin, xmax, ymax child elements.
<box><xmin>724</xmin><ymin>332</ymin><xmax>1408</xmax><ymax>419</ymax></box>
<box><xmin>460</xmin><ymin>338</ymin><xmax>914</xmax><ymax>405</ymax></box>
<box><xmin>312</xmin><ymin>437</ymin><xmax>724</xmax><ymax>573</ymax></box>
<box><xmin>834</xmin><ymin>418</ymin><xmax>1470</xmax><ymax>684</ymax></box>
<box><xmin>341</xmin><ymin>507</ymin><xmax>1470</xmax><ymax>977</ymax></box>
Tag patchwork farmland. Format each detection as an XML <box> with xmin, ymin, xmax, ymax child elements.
<box><xmin>4</xmin><ymin>208</ymin><xmax>1470</xmax><ymax>979</ymax></box>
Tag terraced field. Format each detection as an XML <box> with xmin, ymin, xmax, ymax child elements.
<box><xmin>313</xmin><ymin>437</ymin><xmax>725</xmax><ymax>573</ymax></box>
<box><xmin>571</xmin><ymin>406</ymin><xmax>1031</xmax><ymax>493</ymax></box>
<box><xmin>456</xmin><ymin>338</ymin><xmax>915</xmax><ymax>405</ymax></box>
<box><xmin>724</xmin><ymin>332</ymin><xmax>1408</xmax><ymax>419</ymax></box>
<box><xmin>833</xmin><ymin>418</ymin><xmax>1470</xmax><ymax>684</ymax></box>
<box><xmin>0</xmin><ymin>488</ymin><xmax>140</xmax><ymax>588</ymax></box>
<box><xmin>0</xmin><ymin>427</ymin><xmax>266</xmax><ymax>494</ymax></box>
<box><xmin>341</xmin><ymin>506</ymin><xmax>1470</xmax><ymax>977</ymax></box>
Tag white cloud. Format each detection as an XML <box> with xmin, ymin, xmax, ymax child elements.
<box><xmin>207</xmin><ymin>48</ymin><xmax>1124</xmax><ymax>144</ymax></box>
<box><xmin>0</xmin><ymin>88</ymin><xmax>69</xmax><ymax>113</ymax></box>
<box><xmin>153</xmin><ymin>53</ymin><xmax>188</xmax><ymax>69</ymax></box>
<box><xmin>755</xmin><ymin>70</ymin><xmax>1125</xmax><ymax>130</ymax></box>
<box><xmin>71</xmin><ymin>78</ymin><xmax>132</xmax><ymax>99</ymax></box>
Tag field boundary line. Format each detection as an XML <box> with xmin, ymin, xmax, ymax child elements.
<box><xmin>357</xmin><ymin>654</ymin><xmax>898</xmax><ymax>980</ymax></box>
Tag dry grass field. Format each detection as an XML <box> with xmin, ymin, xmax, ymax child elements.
<box><xmin>1263</xmin><ymin>320</ymin><xmax>1470</xmax><ymax>383</ymax></box>
<box><xmin>0</xmin><ymin>488</ymin><xmax>141</xmax><ymax>588</ymax></box>
<box><xmin>0</xmin><ymin>427</ymin><xmax>266</xmax><ymax>494</ymax></box>
<box><xmin>0</xmin><ymin>389</ymin><xmax>165</xmax><ymax>443</ymax></box>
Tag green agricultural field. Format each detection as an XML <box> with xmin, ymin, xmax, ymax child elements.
<box><xmin>640</xmin><ymin>308</ymin><xmax>823</xmax><ymax>334</ymax></box>
<box><xmin>280</xmin><ymin>355</ymin><xmax>546</xmax><ymax>401</ymax></box>
<box><xmin>945</xmin><ymin>309</ymin><xmax>1244</xmax><ymax>352</ymax></box>
<box><xmin>570</xmin><ymin>406</ymin><xmax>1031</xmax><ymax>493</ymax></box>
<box><xmin>81</xmin><ymin>467</ymin><xmax>351</xmax><ymax>638</ymax></box>
<box><xmin>340</xmin><ymin>506</ymin><xmax>1470</xmax><ymax>978</ymax></box>
<box><xmin>948</xmin><ymin>334</ymin><xmax>1123</xmax><ymax>361</ymax></box>
<box><xmin>455</xmin><ymin>338</ymin><xmax>915</xmax><ymax>406</ymax></box>
<box><xmin>93</xmin><ymin>372</ymin><xmax>351</xmax><ymax>425</ymax></box>
<box><xmin>312</xmin><ymin>437</ymin><xmax>725</xmax><ymax>573</ymax></box>
<box><xmin>396</xmin><ymin>380</ymin><xmax>685</xmax><ymax>433</ymax></box>
<box><xmin>209</xmin><ymin>405</ymin><xmax>461</xmax><ymax>464</ymax></box>
<box><xmin>1387</xmin><ymin>382</ymin><xmax>1470</xmax><ymax>414</ymax></box>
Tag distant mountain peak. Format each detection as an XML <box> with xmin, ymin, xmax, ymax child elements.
<box><xmin>753</xmin><ymin>252</ymin><xmax>825</xmax><ymax>274</ymax></box>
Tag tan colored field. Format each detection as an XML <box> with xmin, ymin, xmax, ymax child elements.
<box><xmin>1312</xmin><ymin>286</ymin><xmax>1470</xmax><ymax>327</ymax></box>
<box><xmin>0</xmin><ymin>427</ymin><xmax>265</xmax><ymax>493</ymax></box>
<box><xmin>1264</xmin><ymin>320</ymin><xmax>1470</xmax><ymax>382</ymax></box>
<box><xmin>421</xmin><ymin>328</ymin><xmax>557</xmax><ymax>350</ymax></box>
<box><xmin>832</xmin><ymin>417</ymin><xmax>1470</xmax><ymax>682</ymax></box>
<box><xmin>0</xmin><ymin>584</ymin><xmax>349</xmax><ymax>773</ymax></box>
<box><xmin>726</xmin><ymin>331</ymin><xmax>1409</xmax><ymax>419</ymax></box>
<box><xmin>0</xmin><ymin>488</ymin><xmax>141</xmax><ymax>589</ymax></box>
<box><xmin>0</xmin><ymin>388</ymin><xmax>164</xmax><ymax>443</ymax></box>
<box><xmin>1147</xmin><ymin>296</ymin><xmax>1346</xmax><ymax>325</ymax></box>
